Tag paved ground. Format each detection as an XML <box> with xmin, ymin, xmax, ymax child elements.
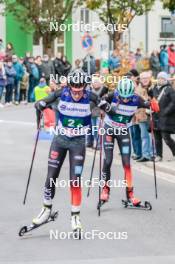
<box><xmin>0</xmin><ymin>105</ymin><xmax>175</xmax><ymax>264</ymax></box>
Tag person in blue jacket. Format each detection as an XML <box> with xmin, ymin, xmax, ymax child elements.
<box><xmin>5</xmin><ymin>59</ymin><xmax>16</xmax><ymax>105</ymax></box>
<box><xmin>159</xmin><ymin>45</ymin><xmax>168</xmax><ymax>73</ymax></box>
<box><xmin>12</xmin><ymin>55</ymin><xmax>24</xmax><ymax>105</ymax></box>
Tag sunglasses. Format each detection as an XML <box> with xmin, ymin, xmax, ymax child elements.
<box><xmin>119</xmin><ymin>96</ymin><xmax>132</xmax><ymax>101</ymax></box>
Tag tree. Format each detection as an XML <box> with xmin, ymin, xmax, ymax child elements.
<box><xmin>161</xmin><ymin>0</ymin><xmax>175</xmax><ymax>11</ymax></box>
<box><xmin>0</xmin><ymin>0</ymin><xmax>74</xmax><ymax>54</ymax></box>
<box><xmin>77</xmin><ymin>0</ymin><xmax>155</xmax><ymax>49</ymax></box>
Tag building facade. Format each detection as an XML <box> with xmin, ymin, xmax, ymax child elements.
<box><xmin>1</xmin><ymin>1</ymin><xmax>175</xmax><ymax>64</ymax></box>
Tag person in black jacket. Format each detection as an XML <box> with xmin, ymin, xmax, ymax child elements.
<box><xmin>53</xmin><ymin>52</ymin><xmax>64</xmax><ymax>82</ymax></box>
<box><xmin>149</xmin><ymin>71</ymin><xmax>175</xmax><ymax>161</ymax></box>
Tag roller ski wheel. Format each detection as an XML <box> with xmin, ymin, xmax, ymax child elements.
<box><xmin>72</xmin><ymin>228</ymin><xmax>83</xmax><ymax>240</ymax></box>
<box><xmin>18</xmin><ymin>211</ymin><xmax>58</xmax><ymax>237</ymax></box>
<box><xmin>122</xmin><ymin>200</ymin><xmax>152</xmax><ymax>210</ymax></box>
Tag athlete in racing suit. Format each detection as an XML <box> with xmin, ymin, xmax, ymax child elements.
<box><xmin>32</xmin><ymin>70</ymin><xmax>111</xmax><ymax>232</ymax></box>
<box><xmin>99</xmin><ymin>77</ymin><xmax>159</xmax><ymax>205</ymax></box>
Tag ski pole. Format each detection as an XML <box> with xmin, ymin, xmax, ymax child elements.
<box><xmin>87</xmin><ymin>133</ymin><xmax>99</xmax><ymax>197</ymax></box>
<box><xmin>98</xmin><ymin>118</ymin><xmax>103</xmax><ymax>217</ymax></box>
<box><xmin>23</xmin><ymin>112</ymin><xmax>43</xmax><ymax>205</ymax></box>
<box><xmin>150</xmin><ymin>108</ymin><xmax>158</xmax><ymax>199</ymax></box>
<box><xmin>87</xmin><ymin>113</ymin><xmax>103</xmax><ymax>197</ymax></box>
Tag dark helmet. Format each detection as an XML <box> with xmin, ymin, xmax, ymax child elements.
<box><xmin>67</xmin><ymin>69</ymin><xmax>90</xmax><ymax>88</ymax></box>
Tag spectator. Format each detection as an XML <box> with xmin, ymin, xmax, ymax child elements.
<box><xmin>26</xmin><ymin>56</ymin><xmax>39</xmax><ymax>102</ymax></box>
<box><xmin>82</xmin><ymin>52</ymin><xmax>96</xmax><ymax>75</ymax></box>
<box><xmin>128</xmin><ymin>51</ymin><xmax>136</xmax><ymax>69</ymax></box>
<box><xmin>34</xmin><ymin>77</ymin><xmax>50</xmax><ymax>128</ymax></box>
<box><xmin>159</xmin><ymin>45</ymin><xmax>168</xmax><ymax>73</ymax></box>
<box><xmin>86</xmin><ymin>75</ymin><xmax>108</xmax><ymax>149</ymax></box>
<box><xmin>35</xmin><ymin>56</ymin><xmax>43</xmax><ymax>79</ymax></box>
<box><xmin>5</xmin><ymin>43</ymin><xmax>14</xmax><ymax>60</ymax></box>
<box><xmin>74</xmin><ymin>59</ymin><xmax>82</xmax><ymax>70</ymax></box>
<box><xmin>5</xmin><ymin>59</ymin><xmax>16</xmax><ymax>105</ymax></box>
<box><xmin>49</xmin><ymin>80</ymin><xmax>59</xmax><ymax>123</ymax></box>
<box><xmin>0</xmin><ymin>61</ymin><xmax>6</xmax><ymax>107</ymax></box>
<box><xmin>149</xmin><ymin>72</ymin><xmax>175</xmax><ymax>161</ymax></box>
<box><xmin>167</xmin><ymin>43</ymin><xmax>175</xmax><ymax>76</ymax></box>
<box><xmin>23</xmin><ymin>52</ymin><xmax>31</xmax><ymax>67</ymax></box>
<box><xmin>41</xmin><ymin>54</ymin><xmax>55</xmax><ymax>85</ymax></box>
<box><xmin>135</xmin><ymin>48</ymin><xmax>142</xmax><ymax>62</ymax></box>
<box><xmin>53</xmin><ymin>52</ymin><xmax>64</xmax><ymax>82</ymax></box>
<box><xmin>12</xmin><ymin>55</ymin><xmax>24</xmax><ymax>105</ymax></box>
<box><xmin>135</xmin><ymin>71</ymin><xmax>153</xmax><ymax>162</ymax></box>
<box><xmin>20</xmin><ymin>66</ymin><xmax>29</xmax><ymax>104</ymax></box>
<box><xmin>149</xmin><ymin>50</ymin><xmax>160</xmax><ymax>78</ymax></box>
<box><xmin>62</xmin><ymin>55</ymin><xmax>72</xmax><ymax>76</ymax></box>
<box><xmin>108</xmin><ymin>50</ymin><xmax>121</xmax><ymax>71</ymax></box>
<box><xmin>127</xmin><ymin>69</ymin><xmax>142</xmax><ymax>160</ymax></box>
<box><xmin>0</xmin><ymin>39</ymin><xmax>5</xmax><ymax>61</ymax></box>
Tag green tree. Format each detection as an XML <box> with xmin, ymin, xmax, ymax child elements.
<box><xmin>77</xmin><ymin>0</ymin><xmax>155</xmax><ymax>49</ymax></box>
<box><xmin>161</xmin><ymin>0</ymin><xmax>175</xmax><ymax>11</ymax></box>
<box><xmin>0</xmin><ymin>0</ymin><xmax>74</xmax><ymax>53</ymax></box>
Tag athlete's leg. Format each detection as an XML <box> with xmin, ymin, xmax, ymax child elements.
<box><xmin>117</xmin><ymin>131</ymin><xmax>140</xmax><ymax>205</ymax></box>
<box><xmin>69</xmin><ymin>137</ymin><xmax>85</xmax><ymax>232</ymax></box>
<box><xmin>44</xmin><ymin>136</ymin><xmax>67</xmax><ymax>207</ymax></box>
<box><xmin>101</xmin><ymin>128</ymin><xmax>114</xmax><ymax>201</ymax></box>
<box><xmin>69</xmin><ymin>137</ymin><xmax>85</xmax><ymax>216</ymax></box>
<box><xmin>33</xmin><ymin>136</ymin><xmax>67</xmax><ymax>225</ymax></box>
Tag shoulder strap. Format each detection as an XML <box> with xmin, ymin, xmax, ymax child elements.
<box><xmin>157</xmin><ymin>86</ymin><xmax>168</xmax><ymax>102</ymax></box>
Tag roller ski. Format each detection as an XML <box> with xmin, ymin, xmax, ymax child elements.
<box><xmin>19</xmin><ymin>206</ymin><xmax>58</xmax><ymax>237</ymax></box>
<box><xmin>97</xmin><ymin>185</ymin><xmax>110</xmax><ymax>210</ymax></box>
<box><xmin>122</xmin><ymin>187</ymin><xmax>152</xmax><ymax>210</ymax></box>
<box><xmin>71</xmin><ymin>214</ymin><xmax>83</xmax><ymax>240</ymax></box>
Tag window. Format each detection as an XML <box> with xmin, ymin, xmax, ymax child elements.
<box><xmin>160</xmin><ymin>17</ymin><xmax>175</xmax><ymax>38</ymax></box>
<box><xmin>54</xmin><ymin>32</ymin><xmax>65</xmax><ymax>56</ymax></box>
<box><xmin>80</xmin><ymin>8</ymin><xmax>90</xmax><ymax>24</ymax></box>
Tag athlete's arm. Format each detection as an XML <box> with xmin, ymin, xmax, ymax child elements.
<box><xmin>35</xmin><ymin>89</ymin><xmax>62</xmax><ymax>111</ymax></box>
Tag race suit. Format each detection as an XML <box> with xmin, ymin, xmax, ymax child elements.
<box><xmin>102</xmin><ymin>90</ymin><xmax>151</xmax><ymax>198</ymax></box>
<box><xmin>36</xmin><ymin>86</ymin><xmax>109</xmax><ymax>214</ymax></box>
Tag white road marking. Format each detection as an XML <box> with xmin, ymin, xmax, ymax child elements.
<box><xmin>0</xmin><ymin>120</ymin><xmax>35</xmax><ymax>126</ymax></box>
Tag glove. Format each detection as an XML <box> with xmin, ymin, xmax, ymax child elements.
<box><xmin>150</xmin><ymin>98</ymin><xmax>160</xmax><ymax>113</ymax></box>
<box><xmin>35</xmin><ymin>100</ymin><xmax>47</xmax><ymax>111</ymax></box>
<box><xmin>98</xmin><ymin>100</ymin><xmax>111</xmax><ymax>112</ymax></box>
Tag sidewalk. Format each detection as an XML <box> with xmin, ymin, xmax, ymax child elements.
<box><xmin>142</xmin><ymin>159</ymin><xmax>175</xmax><ymax>176</ymax></box>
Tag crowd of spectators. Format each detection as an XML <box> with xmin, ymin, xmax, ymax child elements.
<box><xmin>1</xmin><ymin>38</ymin><xmax>175</xmax><ymax>162</ymax></box>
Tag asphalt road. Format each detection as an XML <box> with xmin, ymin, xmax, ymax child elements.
<box><xmin>0</xmin><ymin>105</ymin><xmax>175</xmax><ymax>264</ymax></box>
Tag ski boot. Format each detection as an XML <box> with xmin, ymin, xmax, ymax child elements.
<box><xmin>122</xmin><ymin>187</ymin><xmax>152</xmax><ymax>210</ymax></box>
<box><xmin>97</xmin><ymin>184</ymin><xmax>110</xmax><ymax>210</ymax></box>
<box><xmin>19</xmin><ymin>205</ymin><xmax>58</xmax><ymax>237</ymax></box>
<box><xmin>71</xmin><ymin>213</ymin><xmax>83</xmax><ymax>239</ymax></box>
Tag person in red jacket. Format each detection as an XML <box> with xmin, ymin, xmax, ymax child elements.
<box><xmin>167</xmin><ymin>43</ymin><xmax>175</xmax><ymax>76</ymax></box>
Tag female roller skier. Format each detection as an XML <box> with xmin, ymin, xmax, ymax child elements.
<box><xmin>99</xmin><ymin>77</ymin><xmax>159</xmax><ymax>208</ymax></box>
<box><xmin>32</xmin><ymin>69</ymin><xmax>111</xmax><ymax>235</ymax></box>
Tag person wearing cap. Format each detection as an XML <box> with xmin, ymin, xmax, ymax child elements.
<box><xmin>30</xmin><ymin>69</ymin><xmax>113</xmax><ymax>236</ymax></box>
<box><xmin>149</xmin><ymin>71</ymin><xmax>175</xmax><ymax>161</ymax></box>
